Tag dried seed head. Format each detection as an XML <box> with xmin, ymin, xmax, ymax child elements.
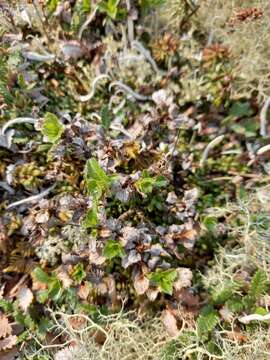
<box><xmin>229</xmin><ymin>7</ymin><xmax>263</xmax><ymax>27</ymax></box>
<box><xmin>202</xmin><ymin>44</ymin><xmax>230</xmax><ymax>67</ymax></box>
<box><xmin>151</xmin><ymin>33</ymin><xmax>180</xmax><ymax>62</ymax></box>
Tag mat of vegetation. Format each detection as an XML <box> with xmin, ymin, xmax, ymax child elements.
<box><xmin>1</xmin><ymin>1</ymin><xmax>270</xmax><ymax>359</ymax></box>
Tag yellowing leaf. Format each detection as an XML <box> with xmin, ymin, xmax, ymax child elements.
<box><xmin>0</xmin><ymin>315</ymin><xmax>12</xmax><ymax>339</ymax></box>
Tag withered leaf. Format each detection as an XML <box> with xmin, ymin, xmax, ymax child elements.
<box><xmin>226</xmin><ymin>330</ymin><xmax>247</xmax><ymax>344</ymax></box>
<box><xmin>18</xmin><ymin>287</ymin><xmax>33</xmax><ymax>312</ymax></box>
<box><xmin>0</xmin><ymin>315</ymin><xmax>12</xmax><ymax>339</ymax></box>
<box><xmin>56</xmin><ymin>270</ymin><xmax>73</xmax><ymax>289</ymax></box>
<box><xmin>67</xmin><ymin>316</ymin><xmax>87</xmax><ymax>331</ymax></box>
<box><xmin>174</xmin><ymin>268</ymin><xmax>193</xmax><ymax>291</ymax></box>
<box><xmin>219</xmin><ymin>306</ymin><xmax>234</xmax><ymax>322</ymax></box>
<box><xmin>77</xmin><ymin>282</ymin><xmax>90</xmax><ymax>300</ymax></box>
<box><xmin>161</xmin><ymin>310</ymin><xmax>179</xmax><ymax>337</ymax></box>
<box><xmin>133</xmin><ymin>273</ymin><xmax>149</xmax><ymax>295</ymax></box>
<box><xmin>146</xmin><ymin>287</ymin><xmax>159</xmax><ymax>302</ymax></box>
<box><xmin>0</xmin><ymin>335</ymin><xmax>17</xmax><ymax>351</ymax></box>
<box><xmin>55</xmin><ymin>345</ymin><xmax>79</xmax><ymax>360</ymax></box>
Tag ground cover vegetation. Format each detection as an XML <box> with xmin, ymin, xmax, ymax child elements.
<box><xmin>1</xmin><ymin>0</ymin><xmax>270</xmax><ymax>359</ymax></box>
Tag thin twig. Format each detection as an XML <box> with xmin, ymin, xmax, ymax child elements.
<box><xmin>6</xmin><ymin>185</ymin><xmax>55</xmax><ymax>209</ymax></box>
<box><xmin>33</xmin><ymin>0</ymin><xmax>50</xmax><ymax>42</ymax></box>
<box><xmin>110</xmin><ymin>124</ymin><xmax>133</xmax><ymax>139</ymax></box>
<box><xmin>126</xmin><ymin>0</ymin><xmax>134</xmax><ymax>44</ymax></box>
<box><xmin>8</xmin><ymin>274</ymin><xmax>28</xmax><ymax>297</ymax></box>
<box><xmin>168</xmin><ymin>126</ymin><xmax>182</xmax><ymax>161</ymax></box>
<box><xmin>260</xmin><ymin>96</ymin><xmax>270</xmax><ymax>137</ymax></box>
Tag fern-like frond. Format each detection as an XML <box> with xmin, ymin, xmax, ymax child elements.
<box><xmin>249</xmin><ymin>269</ymin><xmax>268</xmax><ymax>298</ymax></box>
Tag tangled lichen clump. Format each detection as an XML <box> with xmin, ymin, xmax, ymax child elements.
<box><xmin>197</xmin><ymin>0</ymin><xmax>270</xmax><ymax>100</ymax></box>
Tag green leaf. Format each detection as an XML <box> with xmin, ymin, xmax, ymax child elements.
<box><xmin>226</xmin><ymin>296</ymin><xmax>245</xmax><ymax>312</ymax></box>
<box><xmin>37</xmin><ymin>290</ymin><xmax>50</xmax><ymax>304</ymax></box>
<box><xmin>0</xmin><ymin>299</ymin><xmax>13</xmax><ymax>312</ymax></box>
<box><xmin>103</xmin><ymin>240</ymin><xmax>125</xmax><ymax>260</ymax></box>
<box><xmin>203</xmin><ymin>216</ymin><xmax>218</xmax><ymax>233</ymax></box>
<box><xmin>84</xmin><ymin>158</ymin><xmax>112</xmax><ymax>198</ymax></box>
<box><xmin>38</xmin><ymin>318</ymin><xmax>53</xmax><ymax>339</ymax></box>
<box><xmin>148</xmin><ymin>269</ymin><xmax>177</xmax><ymax>295</ymax></box>
<box><xmin>212</xmin><ymin>284</ymin><xmax>235</xmax><ymax>305</ymax></box>
<box><xmin>82</xmin><ymin>204</ymin><xmax>99</xmax><ymax>228</ymax></box>
<box><xmin>41</xmin><ymin>113</ymin><xmax>64</xmax><ymax>143</ymax></box>
<box><xmin>139</xmin><ymin>0</ymin><xmax>165</xmax><ymax>9</ymax></box>
<box><xmin>72</xmin><ymin>263</ymin><xmax>86</xmax><ymax>283</ymax></box>
<box><xmin>82</xmin><ymin>0</ymin><xmax>91</xmax><ymax>12</ymax></box>
<box><xmin>136</xmin><ymin>171</ymin><xmax>167</xmax><ymax>194</ymax></box>
<box><xmin>211</xmin><ymin>281</ymin><xmax>242</xmax><ymax>306</ymax></box>
<box><xmin>230</xmin><ymin>119</ymin><xmax>259</xmax><ymax>137</ymax></box>
<box><xmin>99</xmin><ymin>0</ymin><xmax>119</xmax><ymax>19</ymax></box>
<box><xmin>14</xmin><ymin>310</ymin><xmax>36</xmax><ymax>330</ymax></box>
<box><xmin>101</xmin><ymin>105</ymin><xmax>113</xmax><ymax>131</ymax></box>
<box><xmin>155</xmin><ymin>175</ymin><xmax>168</xmax><ymax>188</ymax></box>
<box><xmin>197</xmin><ymin>306</ymin><xmax>219</xmax><ymax>339</ymax></box>
<box><xmin>32</xmin><ymin>268</ymin><xmax>50</xmax><ymax>284</ymax></box>
<box><xmin>85</xmin><ymin>158</ymin><xmax>108</xmax><ymax>182</ymax></box>
<box><xmin>229</xmin><ymin>102</ymin><xmax>253</xmax><ymax>118</ymax></box>
<box><xmin>47</xmin><ymin>278</ymin><xmax>62</xmax><ymax>300</ymax></box>
<box><xmin>249</xmin><ymin>269</ymin><xmax>268</xmax><ymax>298</ymax></box>
<box><xmin>46</xmin><ymin>0</ymin><xmax>59</xmax><ymax>13</ymax></box>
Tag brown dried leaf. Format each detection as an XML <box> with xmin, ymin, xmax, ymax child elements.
<box><xmin>219</xmin><ymin>306</ymin><xmax>234</xmax><ymax>322</ymax></box>
<box><xmin>17</xmin><ymin>287</ymin><xmax>33</xmax><ymax>312</ymax></box>
<box><xmin>0</xmin><ymin>315</ymin><xmax>12</xmax><ymax>339</ymax></box>
<box><xmin>226</xmin><ymin>330</ymin><xmax>247</xmax><ymax>344</ymax></box>
<box><xmin>0</xmin><ymin>220</ymin><xmax>9</xmax><ymax>253</ymax></box>
<box><xmin>0</xmin><ymin>347</ymin><xmax>19</xmax><ymax>360</ymax></box>
<box><xmin>56</xmin><ymin>270</ymin><xmax>73</xmax><ymax>289</ymax></box>
<box><xmin>0</xmin><ymin>335</ymin><xmax>17</xmax><ymax>351</ymax></box>
<box><xmin>161</xmin><ymin>310</ymin><xmax>179</xmax><ymax>337</ymax></box>
<box><xmin>77</xmin><ymin>282</ymin><xmax>90</xmax><ymax>300</ymax></box>
<box><xmin>174</xmin><ymin>228</ymin><xmax>198</xmax><ymax>250</ymax></box>
<box><xmin>31</xmin><ymin>278</ymin><xmax>47</xmax><ymax>291</ymax></box>
<box><xmin>146</xmin><ymin>287</ymin><xmax>159</xmax><ymax>301</ymax></box>
<box><xmin>176</xmin><ymin>288</ymin><xmax>200</xmax><ymax>309</ymax></box>
<box><xmin>173</xmin><ymin>268</ymin><xmax>193</xmax><ymax>291</ymax></box>
<box><xmin>103</xmin><ymin>276</ymin><xmax>117</xmax><ymax>306</ymax></box>
<box><xmin>133</xmin><ymin>273</ymin><xmax>149</xmax><ymax>295</ymax></box>
<box><xmin>68</xmin><ymin>316</ymin><xmax>87</xmax><ymax>331</ymax></box>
